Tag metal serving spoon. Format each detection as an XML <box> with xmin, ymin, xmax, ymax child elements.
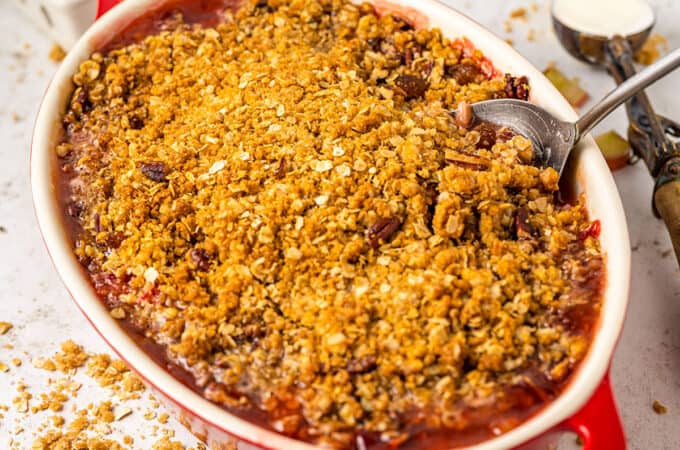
<box><xmin>470</xmin><ymin>47</ymin><xmax>680</xmax><ymax>177</ymax></box>
<box><xmin>550</xmin><ymin>0</ymin><xmax>680</xmax><ymax>267</ymax></box>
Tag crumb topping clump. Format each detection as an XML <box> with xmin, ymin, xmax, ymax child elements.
<box><xmin>58</xmin><ymin>0</ymin><xmax>604</xmax><ymax>447</ymax></box>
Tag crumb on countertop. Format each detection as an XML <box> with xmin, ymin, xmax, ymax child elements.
<box><xmin>652</xmin><ymin>400</ymin><xmax>667</xmax><ymax>414</ymax></box>
<box><xmin>635</xmin><ymin>34</ymin><xmax>669</xmax><ymax>65</ymax></box>
<box><xmin>0</xmin><ymin>321</ymin><xmax>13</xmax><ymax>335</ymax></box>
<box><xmin>510</xmin><ymin>7</ymin><xmax>528</xmax><ymax>20</ymax></box>
<box><xmin>48</xmin><ymin>44</ymin><xmax>67</xmax><ymax>63</ymax></box>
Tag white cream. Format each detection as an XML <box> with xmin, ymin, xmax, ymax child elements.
<box><xmin>552</xmin><ymin>0</ymin><xmax>654</xmax><ymax>38</ymax></box>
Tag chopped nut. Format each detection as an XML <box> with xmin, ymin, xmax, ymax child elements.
<box><xmin>139</xmin><ymin>161</ymin><xmax>167</xmax><ymax>182</ymax></box>
<box><xmin>394</xmin><ymin>74</ymin><xmax>428</xmax><ymax>99</ymax></box>
<box><xmin>504</xmin><ymin>74</ymin><xmax>530</xmax><ymax>100</ymax></box>
<box><xmin>652</xmin><ymin>400</ymin><xmax>667</xmax><ymax>414</ymax></box>
<box><xmin>367</xmin><ymin>217</ymin><xmax>401</xmax><ymax>249</ymax></box>
<box><xmin>190</xmin><ymin>248</ymin><xmax>212</xmax><ymax>271</ymax></box>
<box><xmin>515</xmin><ymin>207</ymin><xmax>536</xmax><ymax>239</ymax></box>
<box><xmin>454</xmin><ymin>101</ymin><xmax>473</xmax><ymax>129</ymax></box>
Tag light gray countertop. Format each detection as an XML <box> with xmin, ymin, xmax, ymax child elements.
<box><xmin>0</xmin><ymin>1</ymin><xmax>678</xmax><ymax>448</ymax></box>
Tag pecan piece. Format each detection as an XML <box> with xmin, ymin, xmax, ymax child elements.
<box><xmin>275</xmin><ymin>157</ymin><xmax>286</xmax><ymax>178</ymax></box>
<box><xmin>93</xmin><ymin>212</ymin><xmax>101</xmax><ymax>233</ymax></box>
<box><xmin>447</xmin><ymin>62</ymin><xmax>483</xmax><ymax>85</ymax></box>
<box><xmin>190</xmin><ymin>248</ymin><xmax>212</xmax><ymax>271</ymax></box>
<box><xmin>418</xmin><ymin>59</ymin><xmax>434</xmax><ymax>78</ymax></box>
<box><xmin>107</xmin><ymin>232</ymin><xmax>126</xmax><ymax>250</ymax></box>
<box><xmin>367</xmin><ymin>217</ymin><xmax>401</xmax><ymax>249</ymax></box>
<box><xmin>504</xmin><ymin>74</ymin><xmax>530</xmax><ymax>100</ymax></box>
<box><xmin>404</xmin><ymin>47</ymin><xmax>415</xmax><ymax>66</ymax></box>
<box><xmin>454</xmin><ymin>101</ymin><xmax>473</xmax><ymax>129</ymax></box>
<box><xmin>347</xmin><ymin>355</ymin><xmax>377</xmax><ymax>374</ymax></box>
<box><xmin>74</xmin><ymin>88</ymin><xmax>93</xmax><ymax>114</ymax></box>
<box><xmin>444</xmin><ymin>150</ymin><xmax>489</xmax><ymax>171</ymax></box>
<box><xmin>514</xmin><ymin>207</ymin><xmax>536</xmax><ymax>239</ymax></box>
<box><xmin>394</xmin><ymin>74</ymin><xmax>428</xmax><ymax>100</ymax></box>
<box><xmin>139</xmin><ymin>161</ymin><xmax>167</xmax><ymax>182</ymax></box>
<box><xmin>128</xmin><ymin>115</ymin><xmax>145</xmax><ymax>130</ymax></box>
<box><xmin>475</xmin><ymin>122</ymin><xmax>498</xmax><ymax>150</ymax></box>
<box><xmin>497</xmin><ymin>126</ymin><xmax>516</xmax><ymax>142</ymax></box>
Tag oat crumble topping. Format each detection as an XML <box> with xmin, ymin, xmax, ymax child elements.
<box><xmin>57</xmin><ymin>0</ymin><xmax>604</xmax><ymax>447</ymax></box>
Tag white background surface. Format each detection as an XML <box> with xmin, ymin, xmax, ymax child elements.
<box><xmin>0</xmin><ymin>0</ymin><xmax>679</xmax><ymax>448</ymax></box>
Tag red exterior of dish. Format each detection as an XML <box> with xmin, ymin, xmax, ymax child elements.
<box><xmin>36</xmin><ymin>1</ymin><xmax>626</xmax><ymax>449</ymax></box>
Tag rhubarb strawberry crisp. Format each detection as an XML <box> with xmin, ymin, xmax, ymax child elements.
<box><xmin>56</xmin><ymin>0</ymin><xmax>604</xmax><ymax>448</ymax></box>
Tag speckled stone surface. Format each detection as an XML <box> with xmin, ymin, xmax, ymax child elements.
<box><xmin>0</xmin><ymin>1</ymin><xmax>678</xmax><ymax>448</ymax></box>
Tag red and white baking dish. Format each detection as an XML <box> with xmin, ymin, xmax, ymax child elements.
<box><xmin>31</xmin><ymin>0</ymin><xmax>632</xmax><ymax>448</ymax></box>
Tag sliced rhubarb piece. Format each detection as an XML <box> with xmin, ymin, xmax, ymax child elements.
<box><xmin>595</xmin><ymin>130</ymin><xmax>631</xmax><ymax>171</ymax></box>
<box><xmin>543</xmin><ymin>66</ymin><xmax>589</xmax><ymax>108</ymax></box>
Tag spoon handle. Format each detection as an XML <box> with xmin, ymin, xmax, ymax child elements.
<box><xmin>575</xmin><ymin>48</ymin><xmax>680</xmax><ymax>140</ymax></box>
<box><xmin>655</xmin><ymin>172</ymin><xmax>680</xmax><ymax>267</ymax></box>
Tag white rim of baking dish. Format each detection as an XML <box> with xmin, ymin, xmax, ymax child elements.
<box><xmin>30</xmin><ymin>0</ymin><xmax>631</xmax><ymax>448</ymax></box>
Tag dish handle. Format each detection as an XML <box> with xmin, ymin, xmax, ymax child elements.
<box><xmin>561</xmin><ymin>373</ymin><xmax>626</xmax><ymax>450</ymax></box>
<box><xmin>97</xmin><ymin>0</ymin><xmax>121</xmax><ymax>19</ymax></box>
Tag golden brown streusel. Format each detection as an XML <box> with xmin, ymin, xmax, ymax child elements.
<box><xmin>58</xmin><ymin>0</ymin><xmax>604</xmax><ymax>447</ymax></box>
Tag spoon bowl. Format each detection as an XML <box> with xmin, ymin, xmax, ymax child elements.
<box><xmin>472</xmin><ymin>99</ymin><xmax>576</xmax><ymax>174</ymax></box>
<box><xmin>470</xmin><ymin>48</ymin><xmax>680</xmax><ymax>177</ymax></box>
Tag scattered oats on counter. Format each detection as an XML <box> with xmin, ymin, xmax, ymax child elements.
<box><xmin>0</xmin><ymin>321</ymin><xmax>13</xmax><ymax>335</ymax></box>
<box><xmin>1</xmin><ymin>339</ymin><xmax>205</xmax><ymax>450</ymax></box>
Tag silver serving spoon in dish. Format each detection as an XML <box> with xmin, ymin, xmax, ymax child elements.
<box><xmin>548</xmin><ymin>0</ymin><xmax>680</xmax><ymax>267</ymax></box>
<box><xmin>470</xmin><ymin>47</ymin><xmax>680</xmax><ymax>177</ymax></box>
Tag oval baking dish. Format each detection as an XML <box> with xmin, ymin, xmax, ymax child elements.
<box><xmin>32</xmin><ymin>0</ymin><xmax>631</xmax><ymax>448</ymax></box>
